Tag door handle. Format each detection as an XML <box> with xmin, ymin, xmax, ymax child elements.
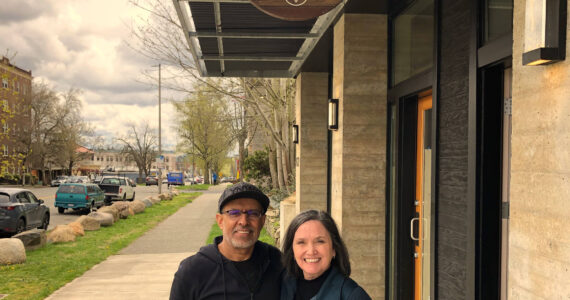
<box><xmin>410</xmin><ymin>217</ymin><xmax>419</xmax><ymax>241</ymax></box>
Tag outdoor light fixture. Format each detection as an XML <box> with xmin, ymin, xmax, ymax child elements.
<box><xmin>523</xmin><ymin>0</ymin><xmax>567</xmax><ymax>66</ymax></box>
<box><xmin>292</xmin><ymin>124</ymin><xmax>299</xmax><ymax>144</ymax></box>
<box><xmin>328</xmin><ymin>98</ymin><xmax>339</xmax><ymax>130</ymax></box>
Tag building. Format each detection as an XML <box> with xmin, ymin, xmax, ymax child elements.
<box><xmin>0</xmin><ymin>57</ymin><xmax>32</xmax><ymax>176</ymax></box>
<box><xmin>76</xmin><ymin>149</ymin><xmax>184</xmax><ymax>176</ymax></box>
<box><xmin>173</xmin><ymin>0</ymin><xmax>569</xmax><ymax>299</ymax></box>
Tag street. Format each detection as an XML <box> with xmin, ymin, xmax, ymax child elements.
<box><xmin>27</xmin><ymin>184</ymin><xmax>170</xmax><ymax>230</ymax></box>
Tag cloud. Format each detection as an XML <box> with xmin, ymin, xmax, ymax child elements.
<box><xmin>0</xmin><ymin>0</ymin><xmax>181</xmax><ymax>150</ymax></box>
<box><xmin>0</xmin><ymin>1</ymin><xmax>56</xmax><ymax>24</ymax></box>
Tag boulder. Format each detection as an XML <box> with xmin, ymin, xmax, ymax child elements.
<box><xmin>149</xmin><ymin>196</ymin><xmax>161</xmax><ymax>204</ymax></box>
<box><xmin>68</xmin><ymin>222</ymin><xmax>85</xmax><ymax>236</ymax></box>
<box><xmin>47</xmin><ymin>225</ymin><xmax>76</xmax><ymax>243</ymax></box>
<box><xmin>12</xmin><ymin>229</ymin><xmax>47</xmax><ymax>251</ymax></box>
<box><xmin>88</xmin><ymin>212</ymin><xmax>114</xmax><ymax>226</ymax></box>
<box><xmin>75</xmin><ymin>216</ymin><xmax>101</xmax><ymax>231</ymax></box>
<box><xmin>0</xmin><ymin>238</ymin><xmax>26</xmax><ymax>265</ymax></box>
<box><xmin>159</xmin><ymin>193</ymin><xmax>172</xmax><ymax>201</ymax></box>
<box><xmin>128</xmin><ymin>200</ymin><xmax>146</xmax><ymax>214</ymax></box>
<box><xmin>171</xmin><ymin>189</ymin><xmax>180</xmax><ymax>196</ymax></box>
<box><xmin>112</xmin><ymin>202</ymin><xmax>134</xmax><ymax>219</ymax></box>
<box><xmin>98</xmin><ymin>206</ymin><xmax>119</xmax><ymax>222</ymax></box>
<box><xmin>142</xmin><ymin>198</ymin><xmax>153</xmax><ymax>208</ymax></box>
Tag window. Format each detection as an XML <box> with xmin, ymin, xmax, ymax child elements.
<box><xmin>483</xmin><ymin>0</ymin><xmax>513</xmax><ymax>44</ymax></box>
<box><xmin>2</xmin><ymin>100</ymin><xmax>7</xmax><ymax>112</ymax></box>
<box><xmin>3</xmin><ymin>123</ymin><xmax>8</xmax><ymax>134</ymax></box>
<box><xmin>26</xmin><ymin>192</ymin><xmax>38</xmax><ymax>204</ymax></box>
<box><xmin>16</xmin><ymin>192</ymin><xmax>30</xmax><ymax>204</ymax></box>
<box><xmin>4</xmin><ymin>145</ymin><xmax>9</xmax><ymax>156</ymax></box>
<box><xmin>391</xmin><ymin>0</ymin><xmax>434</xmax><ymax>86</ymax></box>
<box><xmin>2</xmin><ymin>79</ymin><xmax>7</xmax><ymax>89</ymax></box>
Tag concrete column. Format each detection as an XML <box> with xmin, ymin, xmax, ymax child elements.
<box><xmin>332</xmin><ymin>14</ymin><xmax>387</xmax><ymax>299</ymax></box>
<box><xmin>508</xmin><ymin>1</ymin><xmax>570</xmax><ymax>298</ymax></box>
<box><xmin>295</xmin><ymin>72</ymin><xmax>329</xmax><ymax>213</ymax></box>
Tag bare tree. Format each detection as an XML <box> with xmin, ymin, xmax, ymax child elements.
<box><xmin>29</xmin><ymin>82</ymin><xmax>64</xmax><ymax>184</ymax></box>
<box><xmin>128</xmin><ymin>0</ymin><xmax>295</xmax><ymax>190</ymax></box>
<box><xmin>51</xmin><ymin>88</ymin><xmax>93</xmax><ymax>174</ymax></box>
<box><xmin>116</xmin><ymin>122</ymin><xmax>158</xmax><ymax>180</ymax></box>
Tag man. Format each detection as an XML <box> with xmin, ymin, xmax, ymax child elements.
<box><xmin>170</xmin><ymin>182</ymin><xmax>283</xmax><ymax>300</ymax></box>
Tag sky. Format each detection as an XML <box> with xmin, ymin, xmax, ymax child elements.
<box><xmin>0</xmin><ymin>0</ymin><xmax>179</xmax><ymax>150</ymax></box>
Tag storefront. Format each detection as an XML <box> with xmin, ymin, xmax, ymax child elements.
<box><xmin>172</xmin><ymin>0</ymin><xmax>570</xmax><ymax>299</ymax></box>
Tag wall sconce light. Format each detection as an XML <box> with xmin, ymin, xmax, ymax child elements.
<box><xmin>523</xmin><ymin>0</ymin><xmax>567</xmax><ymax>66</ymax></box>
<box><xmin>292</xmin><ymin>124</ymin><xmax>299</xmax><ymax>144</ymax></box>
<box><xmin>328</xmin><ymin>98</ymin><xmax>339</xmax><ymax>130</ymax></box>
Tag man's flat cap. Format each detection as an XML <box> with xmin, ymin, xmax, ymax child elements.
<box><xmin>218</xmin><ymin>182</ymin><xmax>270</xmax><ymax>213</ymax></box>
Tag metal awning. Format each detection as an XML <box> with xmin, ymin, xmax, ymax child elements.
<box><xmin>172</xmin><ymin>0</ymin><xmax>346</xmax><ymax>78</ymax></box>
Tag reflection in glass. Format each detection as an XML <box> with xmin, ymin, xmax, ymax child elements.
<box><xmin>484</xmin><ymin>0</ymin><xmax>514</xmax><ymax>44</ymax></box>
<box><xmin>391</xmin><ymin>0</ymin><xmax>434</xmax><ymax>86</ymax></box>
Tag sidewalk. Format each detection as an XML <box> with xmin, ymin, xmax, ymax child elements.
<box><xmin>45</xmin><ymin>184</ymin><xmax>227</xmax><ymax>300</ymax></box>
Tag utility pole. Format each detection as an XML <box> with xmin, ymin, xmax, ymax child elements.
<box><xmin>158</xmin><ymin>63</ymin><xmax>162</xmax><ymax>194</ymax></box>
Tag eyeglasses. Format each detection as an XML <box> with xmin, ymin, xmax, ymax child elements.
<box><xmin>222</xmin><ymin>209</ymin><xmax>263</xmax><ymax>219</ymax></box>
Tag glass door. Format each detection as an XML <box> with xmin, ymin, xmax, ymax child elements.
<box><xmin>414</xmin><ymin>94</ymin><xmax>432</xmax><ymax>300</ymax></box>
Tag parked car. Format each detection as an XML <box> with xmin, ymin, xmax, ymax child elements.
<box><xmin>145</xmin><ymin>176</ymin><xmax>158</xmax><ymax>186</ymax></box>
<box><xmin>50</xmin><ymin>176</ymin><xmax>69</xmax><ymax>187</ymax></box>
<box><xmin>54</xmin><ymin>183</ymin><xmax>105</xmax><ymax>214</ymax></box>
<box><xmin>0</xmin><ymin>188</ymin><xmax>50</xmax><ymax>235</ymax></box>
<box><xmin>98</xmin><ymin>176</ymin><xmax>135</xmax><ymax>202</ymax></box>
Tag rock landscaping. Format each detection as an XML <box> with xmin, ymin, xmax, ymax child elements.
<box><xmin>75</xmin><ymin>215</ymin><xmax>101</xmax><ymax>231</ymax></box>
<box><xmin>0</xmin><ymin>238</ymin><xmax>26</xmax><ymax>264</ymax></box>
<box><xmin>88</xmin><ymin>211</ymin><xmax>114</xmax><ymax>226</ymax></box>
<box><xmin>48</xmin><ymin>225</ymin><xmax>76</xmax><ymax>243</ymax></box>
<box><xmin>0</xmin><ymin>191</ymin><xmax>181</xmax><ymax>265</ymax></box>
<box><xmin>12</xmin><ymin>229</ymin><xmax>47</xmax><ymax>251</ymax></box>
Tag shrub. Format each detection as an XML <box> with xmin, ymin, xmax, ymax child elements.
<box><xmin>242</xmin><ymin>150</ymin><xmax>270</xmax><ymax>182</ymax></box>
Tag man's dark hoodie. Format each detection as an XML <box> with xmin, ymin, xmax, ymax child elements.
<box><xmin>170</xmin><ymin>236</ymin><xmax>284</xmax><ymax>300</ymax></box>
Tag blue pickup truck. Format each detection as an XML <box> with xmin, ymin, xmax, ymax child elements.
<box><xmin>167</xmin><ymin>172</ymin><xmax>184</xmax><ymax>186</ymax></box>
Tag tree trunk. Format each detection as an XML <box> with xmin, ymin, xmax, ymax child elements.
<box><xmin>238</xmin><ymin>138</ymin><xmax>245</xmax><ymax>182</ymax></box>
<box><xmin>275</xmin><ymin>140</ymin><xmax>285</xmax><ymax>191</ymax></box>
<box><xmin>281</xmin><ymin>111</ymin><xmax>292</xmax><ymax>184</ymax></box>
<box><xmin>273</xmin><ymin>110</ymin><xmax>286</xmax><ymax>191</ymax></box>
<box><xmin>205</xmin><ymin>161</ymin><xmax>211</xmax><ymax>184</ymax></box>
<box><xmin>268</xmin><ymin>142</ymin><xmax>278</xmax><ymax>189</ymax></box>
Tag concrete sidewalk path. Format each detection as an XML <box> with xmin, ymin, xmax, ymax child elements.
<box><xmin>46</xmin><ymin>184</ymin><xmax>228</xmax><ymax>300</ymax></box>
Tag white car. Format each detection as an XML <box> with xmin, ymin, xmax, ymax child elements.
<box><xmin>97</xmin><ymin>176</ymin><xmax>136</xmax><ymax>202</ymax></box>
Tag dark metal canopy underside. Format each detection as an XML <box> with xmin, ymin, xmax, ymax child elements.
<box><xmin>173</xmin><ymin>0</ymin><xmax>346</xmax><ymax>78</ymax></box>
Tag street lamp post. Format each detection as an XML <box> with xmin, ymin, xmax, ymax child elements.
<box><xmin>158</xmin><ymin>63</ymin><xmax>162</xmax><ymax>194</ymax></box>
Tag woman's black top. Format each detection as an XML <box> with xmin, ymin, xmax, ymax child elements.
<box><xmin>294</xmin><ymin>268</ymin><xmax>332</xmax><ymax>300</ymax></box>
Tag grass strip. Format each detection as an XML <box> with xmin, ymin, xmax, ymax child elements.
<box><xmin>205</xmin><ymin>222</ymin><xmax>275</xmax><ymax>246</ymax></box>
<box><xmin>0</xmin><ymin>192</ymin><xmax>201</xmax><ymax>300</ymax></box>
<box><xmin>175</xmin><ymin>184</ymin><xmax>211</xmax><ymax>191</ymax></box>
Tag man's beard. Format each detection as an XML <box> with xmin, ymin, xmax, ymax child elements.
<box><xmin>227</xmin><ymin>226</ymin><xmax>257</xmax><ymax>249</ymax></box>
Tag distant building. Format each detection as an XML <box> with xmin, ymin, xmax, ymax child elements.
<box><xmin>0</xmin><ymin>57</ymin><xmax>32</xmax><ymax>175</ymax></box>
<box><xmin>75</xmin><ymin>149</ymin><xmax>185</xmax><ymax>177</ymax></box>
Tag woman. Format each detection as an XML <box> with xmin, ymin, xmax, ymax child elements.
<box><xmin>281</xmin><ymin>210</ymin><xmax>371</xmax><ymax>300</ymax></box>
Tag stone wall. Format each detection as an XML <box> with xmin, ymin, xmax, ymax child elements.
<box><xmin>295</xmin><ymin>72</ymin><xmax>329</xmax><ymax>213</ymax></box>
<box><xmin>509</xmin><ymin>0</ymin><xmax>570</xmax><ymax>298</ymax></box>
<box><xmin>332</xmin><ymin>13</ymin><xmax>387</xmax><ymax>299</ymax></box>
